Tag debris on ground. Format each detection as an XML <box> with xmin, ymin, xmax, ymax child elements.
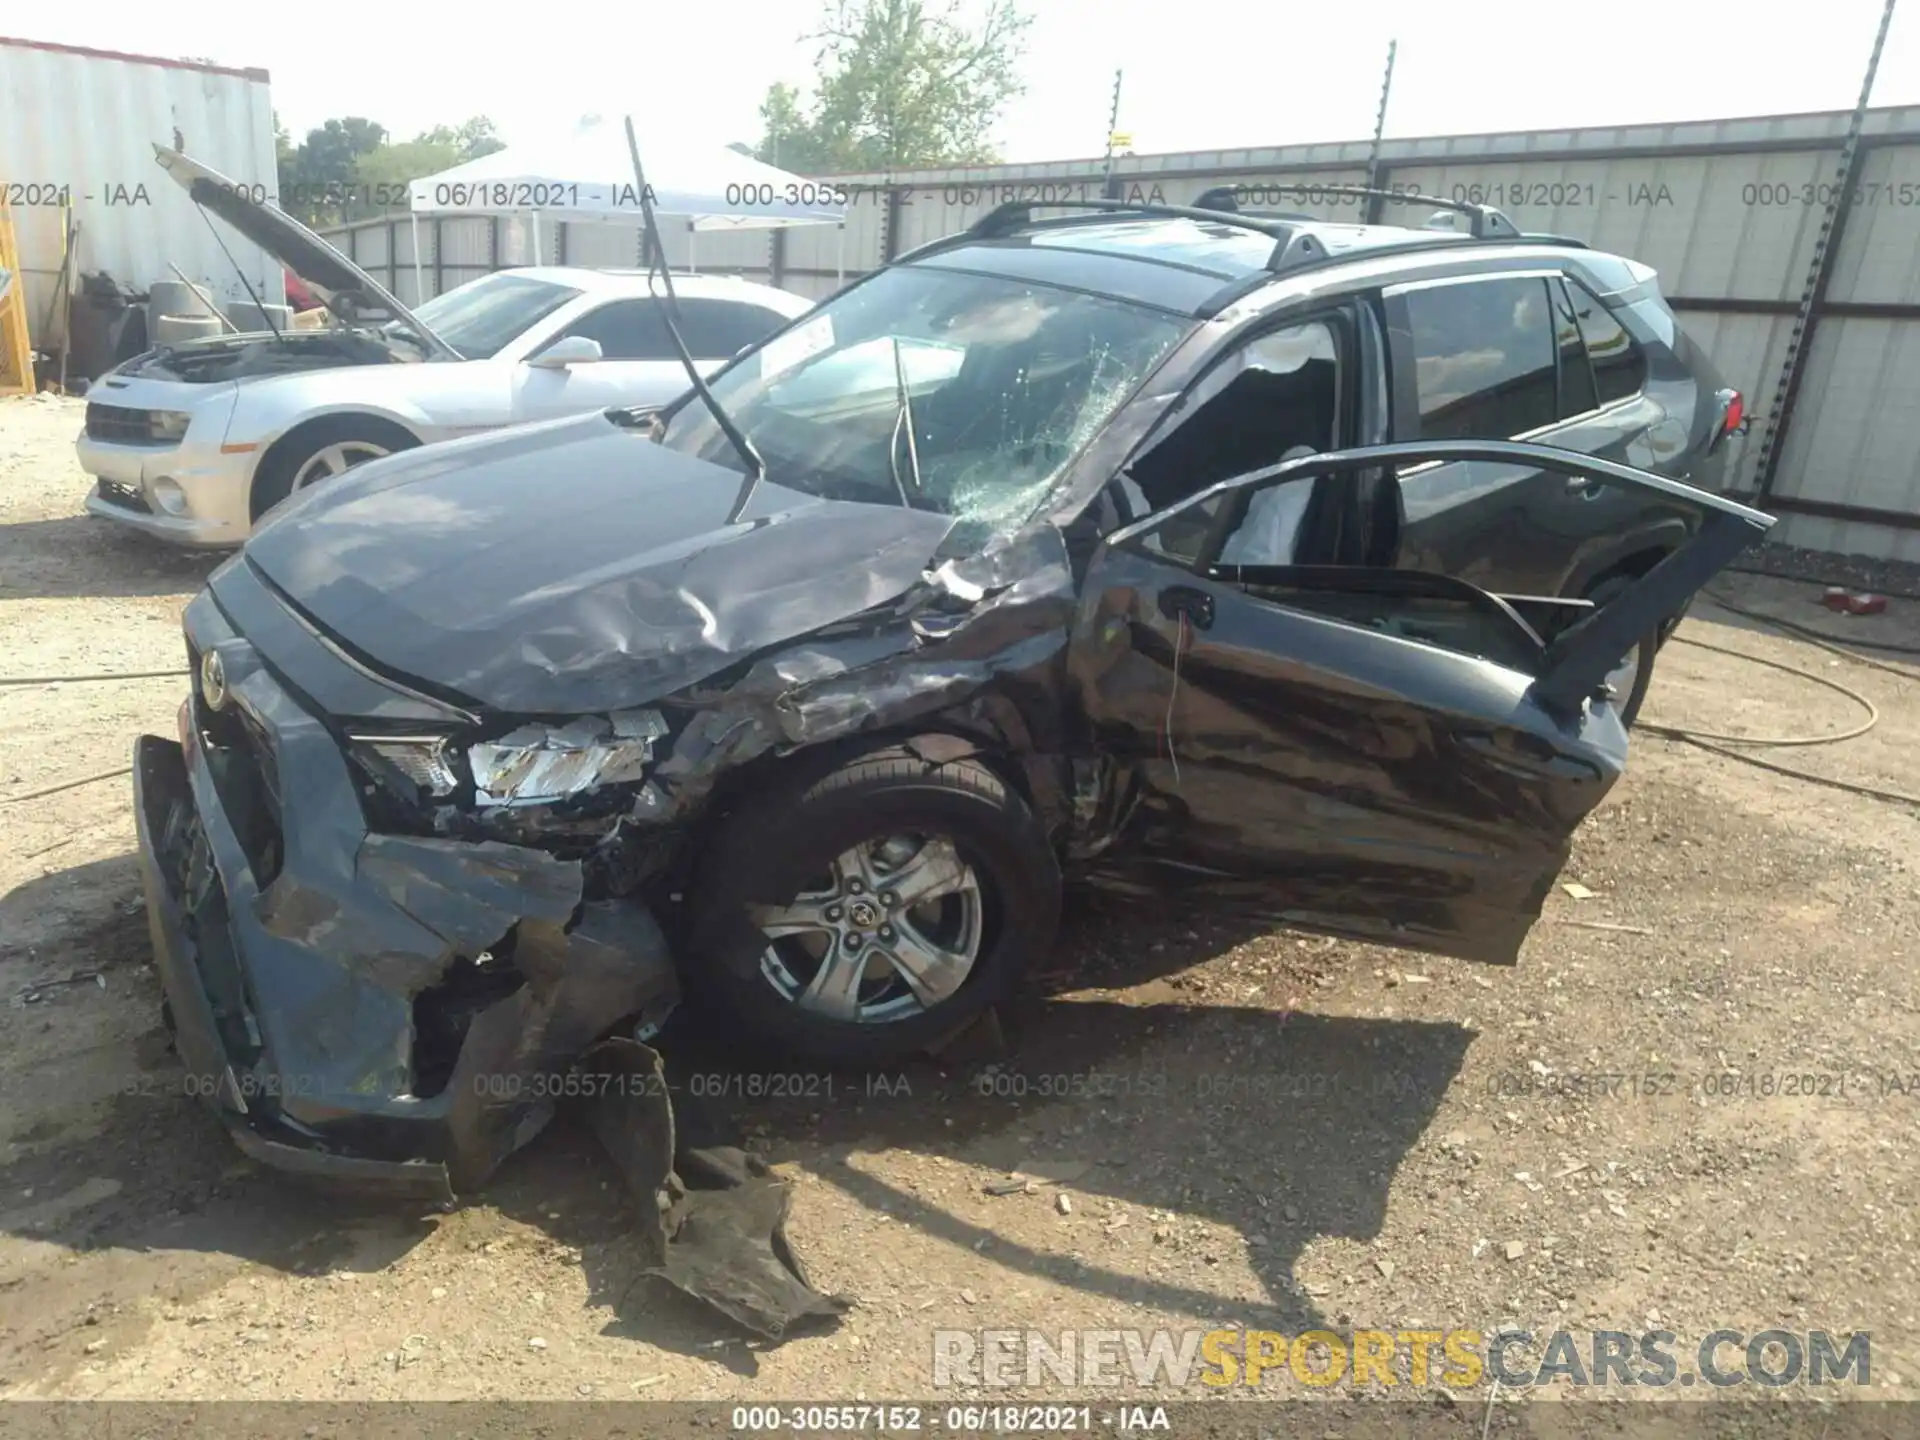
<box><xmin>13</xmin><ymin>970</ymin><xmax>105</xmax><ymax>1004</ymax></box>
<box><xmin>579</xmin><ymin>1036</ymin><xmax>852</xmax><ymax>1342</ymax></box>
<box><xmin>1822</xmin><ymin>586</ymin><xmax>1891</xmax><ymax>616</ymax></box>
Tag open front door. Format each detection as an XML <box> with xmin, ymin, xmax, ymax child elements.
<box><xmin>1068</xmin><ymin>439</ymin><xmax>1772</xmax><ymax>964</ymax></box>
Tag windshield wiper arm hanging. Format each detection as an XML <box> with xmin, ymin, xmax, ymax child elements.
<box><xmin>622</xmin><ymin>117</ymin><xmax>767</xmax><ymax>522</ymax></box>
<box><xmin>886</xmin><ymin>336</ymin><xmax>923</xmax><ymax>510</ymax></box>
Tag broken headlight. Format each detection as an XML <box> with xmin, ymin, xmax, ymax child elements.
<box><xmin>347</xmin><ymin>734</ymin><xmax>460</xmax><ymax>798</ymax></box>
<box><xmin>468</xmin><ymin>709</ymin><xmax>668</xmax><ymax>807</ymax></box>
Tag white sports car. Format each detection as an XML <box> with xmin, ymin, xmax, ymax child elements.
<box><xmin>78</xmin><ymin>147</ymin><xmax>814</xmax><ymax>547</ymax></box>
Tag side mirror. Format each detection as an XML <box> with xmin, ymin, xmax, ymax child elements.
<box><xmin>528</xmin><ymin>335</ymin><xmax>603</xmax><ymax>369</ymax></box>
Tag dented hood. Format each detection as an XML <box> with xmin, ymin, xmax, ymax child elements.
<box><xmin>240</xmin><ymin>411</ymin><xmax>958</xmax><ymax>714</ymax></box>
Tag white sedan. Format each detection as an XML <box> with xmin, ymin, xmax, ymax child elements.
<box><xmin>78</xmin><ymin>148</ymin><xmax>814</xmax><ymax>547</ymax></box>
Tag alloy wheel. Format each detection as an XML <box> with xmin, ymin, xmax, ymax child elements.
<box><xmin>750</xmin><ymin>834</ymin><xmax>985</xmax><ymax>1023</ymax></box>
<box><xmin>291</xmin><ymin>440</ymin><xmax>391</xmax><ymax>491</ymax></box>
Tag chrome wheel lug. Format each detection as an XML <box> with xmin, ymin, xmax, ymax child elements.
<box><xmin>826</xmin><ymin>905</ymin><xmax>843</xmax><ymax>921</ymax></box>
<box><xmin>881</xmin><ymin>891</ymin><xmax>897</xmax><ymax>908</ymax></box>
<box><xmin>879</xmin><ymin>925</ymin><xmax>895</xmax><ymax>941</ymax></box>
<box><xmin>847</xmin><ymin>879</ymin><xmax>865</xmax><ymax>894</ymax></box>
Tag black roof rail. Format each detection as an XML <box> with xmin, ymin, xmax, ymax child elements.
<box><xmin>1519</xmin><ymin>231</ymin><xmax>1591</xmax><ymax>248</ymax></box>
<box><xmin>965</xmin><ymin>198</ymin><xmax>1346</xmax><ymax>274</ymax></box>
<box><xmin>970</xmin><ymin>197</ymin><xmax>1287</xmax><ymax>241</ymax></box>
<box><xmin>1193</xmin><ymin>183</ymin><xmax>1523</xmax><ymax>240</ymax></box>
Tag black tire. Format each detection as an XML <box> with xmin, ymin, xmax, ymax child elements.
<box><xmin>250</xmin><ymin>415</ymin><xmax>419</xmax><ymax>522</ymax></box>
<box><xmin>1585</xmin><ymin>573</ymin><xmax>1658</xmax><ymax>726</ymax></box>
<box><xmin>684</xmin><ymin>742</ymin><xmax>1062</xmax><ymax>1067</ymax></box>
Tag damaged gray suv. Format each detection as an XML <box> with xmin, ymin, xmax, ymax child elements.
<box><xmin>133</xmin><ymin>196</ymin><xmax>1772</xmax><ymax>1196</ymax></box>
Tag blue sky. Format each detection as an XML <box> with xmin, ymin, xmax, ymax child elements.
<box><xmin>14</xmin><ymin>0</ymin><xmax>1920</xmax><ymax>163</ymax></box>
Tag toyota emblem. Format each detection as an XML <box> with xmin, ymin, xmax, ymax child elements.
<box><xmin>200</xmin><ymin>649</ymin><xmax>228</xmax><ymax>711</ymax></box>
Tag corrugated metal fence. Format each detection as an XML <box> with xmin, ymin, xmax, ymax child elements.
<box><xmin>1</xmin><ymin>38</ymin><xmax>282</xmax><ymax>350</ymax></box>
<box><xmin>320</xmin><ymin>104</ymin><xmax>1920</xmax><ymax>562</ymax></box>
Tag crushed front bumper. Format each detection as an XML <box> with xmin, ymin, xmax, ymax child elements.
<box><xmin>131</xmin><ymin>587</ymin><xmax>680</xmax><ymax>1199</ymax></box>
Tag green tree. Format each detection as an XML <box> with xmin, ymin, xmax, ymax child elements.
<box><xmin>753</xmin><ymin>0</ymin><xmax>1030</xmax><ymax>174</ymax></box>
<box><xmin>275</xmin><ymin>116</ymin><xmax>509</xmax><ymax>225</ymax></box>
<box><xmin>417</xmin><ymin>116</ymin><xmax>509</xmax><ymax>161</ymax></box>
<box><xmin>349</xmin><ymin>140</ymin><xmax>460</xmax><ymax>220</ymax></box>
<box><xmin>279</xmin><ymin>118</ymin><xmax>387</xmax><ymax>225</ymax></box>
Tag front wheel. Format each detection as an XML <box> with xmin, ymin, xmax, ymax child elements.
<box><xmin>1586</xmin><ymin>573</ymin><xmax>1659</xmax><ymax>726</ymax></box>
<box><xmin>250</xmin><ymin>416</ymin><xmax>418</xmax><ymax>522</ymax></box>
<box><xmin>684</xmin><ymin>742</ymin><xmax>1062</xmax><ymax>1067</ymax></box>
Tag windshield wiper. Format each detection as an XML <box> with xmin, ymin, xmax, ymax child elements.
<box><xmin>886</xmin><ymin>337</ymin><xmax>924</xmax><ymax>510</ymax></box>
<box><xmin>622</xmin><ymin>117</ymin><xmax>766</xmax><ymax>523</ymax></box>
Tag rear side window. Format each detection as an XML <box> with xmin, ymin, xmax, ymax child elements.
<box><xmin>1402</xmin><ymin>277</ymin><xmax>1558</xmax><ymax>441</ymax></box>
<box><xmin>1565</xmin><ymin>279</ymin><xmax>1646</xmax><ymax>406</ymax></box>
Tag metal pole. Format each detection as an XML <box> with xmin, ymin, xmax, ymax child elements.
<box><xmin>1752</xmin><ymin>0</ymin><xmax>1898</xmax><ymax>502</ymax></box>
<box><xmin>409</xmin><ymin>211</ymin><xmax>424</xmax><ymax>301</ymax></box>
<box><xmin>1101</xmin><ymin>69</ymin><xmax>1125</xmax><ymax>200</ymax></box>
<box><xmin>1363</xmin><ymin>40</ymin><xmax>1398</xmax><ymax>224</ymax></box>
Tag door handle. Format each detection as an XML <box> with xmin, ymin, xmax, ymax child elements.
<box><xmin>1158</xmin><ymin>586</ymin><xmax>1215</xmax><ymax>630</ymax></box>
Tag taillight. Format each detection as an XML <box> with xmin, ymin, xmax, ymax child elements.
<box><xmin>1723</xmin><ymin>390</ymin><xmax>1744</xmax><ymax>435</ymax></box>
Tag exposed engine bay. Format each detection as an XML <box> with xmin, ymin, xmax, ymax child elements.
<box><xmin>114</xmin><ymin>329</ymin><xmax>405</xmax><ymax>384</ymax></box>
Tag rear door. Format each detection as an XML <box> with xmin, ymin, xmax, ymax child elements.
<box><xmin>1068</xmin><ymin>439</ymin><xmax>1772</xmax><ymax>963</ymax></box>
<box><xmin>1383</xmin><ymin>273</ymin><xmax>1667</xmax><ymax>597</ymax></box>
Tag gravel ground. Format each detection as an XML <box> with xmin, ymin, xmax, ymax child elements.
<box><xmin>3</xmin><ymin>392</ymin><xmax>1918</xmax><ymax>1408</ymax></box>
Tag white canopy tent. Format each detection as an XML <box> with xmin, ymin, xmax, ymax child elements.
<box><xmin>404</xmin><ymin>117</ymin><xmax>849</xmax><ymax>297</ymax></box>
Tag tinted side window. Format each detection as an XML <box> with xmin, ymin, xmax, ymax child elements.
<box><xmin>1565</xmin><ymin>280</ymin><xmax>1646</xmax><ymax>406</ymax></box>
<box><xmin>672</xmin><ymin>299</ymin><xmax>793</xmax><ymax>359</ymax></box>
<box><xmin>1403</xmin><ymin>277</ymin><xmax>1558</xmax><ymax>440</ymax></box>
<box><xmin>1551</xmin><ymin>277</ymin><xmax>1599</xmax><ymax>417</ymax></box>
<box><xmin>563</xmin><ymin>300</ymin><xmax>676</xmax><ymax>360</ymax></box>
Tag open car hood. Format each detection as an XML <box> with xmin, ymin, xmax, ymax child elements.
<box><xmin>152</xmin><ymin>145</ymin><xmax>462</xmax><ymax>361</ymax></box>
<box><xmin>234</xmin><ymin>411</ymin><xmax>959</xmax><ymax>715</ymax></box>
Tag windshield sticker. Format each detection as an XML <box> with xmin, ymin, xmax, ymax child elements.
<box><xmin>759</xmin><ymin>313</ymin><xmax>836</xmax><ymax>382</ymax></box>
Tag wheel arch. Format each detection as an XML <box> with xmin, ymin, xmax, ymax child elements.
<box><xmin>697</xmin><ymin>722</ymin><xmax>1057</xmax><ymax>841</ymax></box>
<box><xmin>1567</xmin><ymin>527</ymin><xmax>1685</xmax><ymax>602</ymax></box>
<box><xmin>249</xmin><ymin>410</ymin><xmax>425</xmax><ymax>518</ymax></box>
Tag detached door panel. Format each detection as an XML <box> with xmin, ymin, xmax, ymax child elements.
<box><xmin>1071</xmin><ymin>440</ymin><xmax>1774</xmax><ymax>964</ymax></box>
<box><xmin>1073</xmin><ymin>548</ymin><xmax>1614</xmax><ymax>962</ymax></box>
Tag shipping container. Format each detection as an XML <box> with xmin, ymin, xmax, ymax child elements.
<box><xmin>0</xmin><ymin>36</ymin><xmax>282</xmax><ymax>353</ymax></box>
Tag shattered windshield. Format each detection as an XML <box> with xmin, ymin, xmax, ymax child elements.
<box><xmin>656</xmin><ymin>265</ymin><xmax>1187</xmax><ymax>542</ymax></box>
<box><xmin>402</xmin><ymin>273</ymin><xmax>583</xmax><ymax>360</ymax></box>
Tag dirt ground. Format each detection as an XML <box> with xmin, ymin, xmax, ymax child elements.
<box><xmin>3</xmin><ymin>391</ymin><xmax>1918</xmax><ymax>1405</ymax></box>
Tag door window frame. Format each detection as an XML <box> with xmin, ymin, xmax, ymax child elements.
<box><xmin>1382</xmin><ymin>269</ymin><xmax>1651</xmax><ymax>464</ymax></box>
<box><xmin>1381</xmin><ymin>269</ymin><xmax>1568</xmax><ymax>453</ymax></box>
<box><xmin>1106</xmin><ymin>303</ymin><xmax>1367</xmax><ymax>533</ymax></box>
<box><xmin>1101</xmin><ymin>437</ymin><xmax>1773</xmax><ymax>718</ymax></box>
